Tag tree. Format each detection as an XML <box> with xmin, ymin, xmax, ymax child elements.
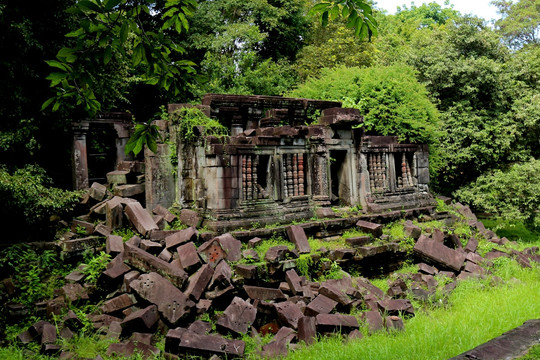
<box><xmin>289</xmin><ymin>65</ymin><xmax>439</xmax><ymax>144</ymax></box>
<box><xmin>492</xmin><ymin>0</ymin><xmax>540</xmax><ymax>49</ymax></box>
<box><xmin>43</xmin><ymin>0</ymin><xmax>198</xmax><ymax>116</ymax></box>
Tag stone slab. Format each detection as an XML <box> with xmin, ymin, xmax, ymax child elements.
<box><xmin>120</xmin><ymin>305</ymin><xmax>159</xmax><ymax>334</ymax></box>
<box><xmin>152</xmin><ymin>205</ymin><xmax>177</xmax><ymax>223</ymax></box>
<box><xmin>165</xmin><ymin>227</ymin><xmax>198</xmax><ymax>251</ymax></box>
<box><xmin>286</xmin><ymin>225</ymin><xmax>311</xmax><ymax>254</ymax></box>
<box><xmin>304</xmin><ymin>294</ymin><xmax>337</xmax><ymax>316</ymax></box>
<box><xmin>177</xmin><ymin>242</ymin><xmax>201</xmax><ymax>272</ymax></box>
<box><xmin>316</xmin><ymin>314</ymin><xmax>359</xmax><ymax>333</ymax></box>
<box><xmin>274</xmin><ymin>301</ymin><xmax>304</xmax><ymax>329</ymax></box>
<box><xmin>185</xmin><ymin>264</ymin><xmax>214</xmax><ymax>301</ymax></box>
<box><xmin>356</xmin><ymin>220</ymin><xmax>383</xmax><ymax>237</ymax></box>
<box><xmin>178</xmin><ymin>330</ymin><xmax>245</xmax><ymax>357</ymax></box>
<box><xmin>125</xmin><ymin>202</ymin><xmax>158</xmax><ymax>236</ymax></box>
<box><xmin>217</xmin><ymin>296</ymin><xmax>257</xmax><ymax>335</ymax></box>
<box><xmin>244</xmin><ymin>285</ymin><xmax>286</xmax><ymax>301</ymax></box>
<box><xmin>414</xmin><ymin>236</ymin><xmax>466</xmax><ymax>272</ymax></box>
<box><xmin>298</xmin><ymin>316</ymin><xmax>317</xmax><ymax>345</ymax></box>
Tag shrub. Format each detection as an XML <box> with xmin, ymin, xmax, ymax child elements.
<box><xmin>288</xmin><ymin>65</ymin><xmax>440</xmax><ymax>144</ymax></box>
<box><xmin>0</xmin><ymin>165</ymin><xmax>82</xmax><ymax>239</ymax></box>
<box><xmin>454</xmin><ymin>159</ymin><xmax>540</xmax><ymax>230</ymax></box>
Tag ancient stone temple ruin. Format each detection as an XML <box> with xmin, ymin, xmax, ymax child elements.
<box><xmin>145</xmin><ymin>94</ymin><xmax>435</xmax><ymax>231</ymax></box>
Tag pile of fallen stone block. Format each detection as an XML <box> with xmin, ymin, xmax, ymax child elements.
<box><xmin>12</xmin><ymin>191</ymin><xmax>540</xmax><ymax>359</ymax></box>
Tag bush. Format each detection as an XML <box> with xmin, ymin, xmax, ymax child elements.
<box><xmin>288</xmin><ymin>65</ymin><xmax>440</xmax><ymax>144</ymax></box>
<box><xmin>0</xmin><ymin>165</ymin><xmax>82</xmax><ymax>239</ymax></box>
<box><xmin>454</xmin><ymin>159</ymin><xmax>540</xmax><ymax>230</ymax></box>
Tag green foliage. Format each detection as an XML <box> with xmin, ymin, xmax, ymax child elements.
<box><xmin>482</xmin><ymin>218</ymin><xmax>540</xmax><ymax>244</ymax></box>
<box><xmin>492</xmin><ymin>0</ymin><xmax>540</xmax><ymax>49</ymax></box>
<box><xmin>310</xmin><ymin>0</ymin><xmax>378</xmax><ymax>41</ymax></box>
<box><xmin>111</xmin><ymin>227</ymin><xmax>135</xmax><ymax>242</ymax></box>
<box><xmin>82</xmin><ymin>251</ymin><xmax>111</xmax><ymax>284</ymax></box>
<box><xmin>0</xmin><ymin>165</ymin><xmax>82</xmax><ymax>239</ymax></box>
<box><xmin>296</xmin><ymin>254</ymin><xmax>313</xmax><ymax>279</ymax></box>
<box><xmin>170</xmin><ymin>107</ymin><xmax>228</xmax><ymax>142</ymax></box>
<box><xmin>125</xmin><ymin>123</ymin><xmax>161</xmax><ymax>156</ymax></box>
<box><xmin>289</xmin><ymin>65</ymin><xmax>439</xmax><ymax>144</ymax></box>
<box><xmin>0</xmin><ymin>244</ymin><xmax>72</xmax><ymax>306</ymax></box>
<box><xmin>253</xmin><ymin>235</ymin><xmax>294</xmax><ymax>259</ymax></box>
<box><xmin>43</xmin><ymin>0</ymin><xmax>197</xmax><ymax>116</ymax></box>
<box><xmin>454</xmin><ymin>159</ymin><xmax>540</xmax><ymax>230</ymax></box>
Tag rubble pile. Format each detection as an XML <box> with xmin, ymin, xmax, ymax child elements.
<box><xmin>9</xmin><ymin>186</ymin><xmax>540</xmax><ymax>359</ymax></box>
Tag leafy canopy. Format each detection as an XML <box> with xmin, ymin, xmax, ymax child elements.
<box><xmin>289</xmin><ymin>65</ymin><xmax>439</xmax><ymax>144</ymax></box>
<box><xmin>42</xmin><ymin>0</ymin><xmax>197</xmax><ymax>116</ymax></box>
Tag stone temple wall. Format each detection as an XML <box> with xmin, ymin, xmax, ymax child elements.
<box><xmin>145</xmin><ymin>94</ymin><xmax>435</xmax><ymax>232</ymax></box>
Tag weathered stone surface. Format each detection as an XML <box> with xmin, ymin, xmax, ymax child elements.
<box><xmin>101</xmin><ymin>294</ymin><xmax>134</xmax><ymax>314</ymax></box>
<box><xmin>264</xmin><ymin>245</ymin><xmax>290</xmax><ymax>263</ymax></box>
<box><xmin>185</xmin><ymin>264</ymin><xmax>214</xmax><ymax>301</ymax></box>
<box><xmin>356</xmin><ymin>277</ymin><xmax>385</xmax><ymax>299</ymax></box>
<box><xmin>165</xmin><ymin>227</ymin><xmax>198</xmax><ymax>251</ymax></box>
<box><xmin>210</xmin><ymin>260</ymin><xmax>232</xmax><ymax>288</ymax></box>
<box><xmin>130</xmin><ymin>272</ymin><xmax>193</xmax><ymax>324</ymax></box>
<box><xmin>114</xmin><ymin>184</ymin><xmax>145</xmax><ymax>197</ymax></box>
<box><xmin>242</xmin><ymin>249</ymin><xmax>259</xmax><ymax>262</ymax></box>
<box><xmin>463</xmin><ymin>261</ymin><xmax>485</xmax><ymax>275</ymax></box>
<box><xmin>248</xmin><ymin>237</ymin><xmax>263</xmax><ymax>248</ymax></box>
<box><xmin>178</xmin><ymin>330</ymin><xmax>245</xmax><ymax>357</ymax></box>
<box><xmin>319</xmin><ymin>282</ymin><xmax>352</xmax><ymax>306</ymax></box>
<box><xmin>484</xmin><ymin>250</ymin><xmax>509</xmax><ymax>260</ymax></box>
<box><xmin>106</xmin><ymin>197</ymin><xmax>124</xmax><ymax>230</ymax></box>
<box><xmin>94</xmin><ymin>223</ymin><xmax>112</xmax><ymax>237</ymax></box>
<box><xmin>107</xmin><ymin>170</ymin><xmax>129</xmax><ymax>185</ymax></box>
<box><xmin>89</xmin><ymin>182</ymin><xmax>107</xmax><ymax>201</ymax></box>
<box><xmin>179</xmin><ymin>209</ymin><xmax>202</xmax><ymax>228</ymax></box>
<box><xmin>59</xmin><ymin>327</ymin><xmax>74</xmax><ymax>340</ymax></box>
<box><xmin>125</xmin><ymin>202</ymin><xmax>159</xmax><ymax>236</ymax></box>
<box><xmin>41</xmin><ymin>323</ymin><xmax>57</xmax><ymax>344</ymax></box>
<box><xmin>297</xmin><ymin>316</ymin><xmax>317</xmax><ymax>345</ymax></box>
<box><xmin>153</xmin><ymin>205</ymin><xmax>177</xmax><ymax>223</ymax></box>
<box><xmin>140</xmin><ymin>240</ymin><xmax>163</xmax><ymax>255</ymax></box>
<box><xmin>261</xmin><ymin>326</ymin><xmax>295</xmax><ymax>358</ymax></box>
<box><xmin>103</xmin><ymin>254</ymin><xmax>130</xmax><ymax>281</ymax></box>
<box><xmin>286</xmin><ymin>225</ymin><xmax>311</xmax><ymax>254</ymax></box>
<box><xmin>414</xmin><ymin>236</ymin><xmax>466</xmax><ymax>272</ymax></box>
<box><xmin>158</xmin><ymin>248</ymin><xmax>173</xmax><ymax>263</ymax></box>
<box><xmin>65</xmin><ymin>270</ymin><xmax>85</xmax><ymax>283</ymax></box>
<box><xmin>235</xmin><ymin>264</ymin><xmax>258</xmax><ymax>279</ymax></box>
<box><xmin>187</xmin><ymin>320</ymin><xmax>212</xmax><ymax>335</ymax></box>
<box><xmin>304</xmin><ymin>294</ymin><xmax>337</xmax><ymax>316</ymax></box>
<box><xmin>177</xmin><ymin>242</ymin><xmax>201</xmax><ymax>272</ymax></box>
<box><xmin>131</xmin><ymin>332</ymin><xmax>152</xmax><ymax>345</ymax></box>
<box><xmin>450</xmin><ymin>319</ymin><xmax>540</xmax><ymax>360</ymax></box>
<box><xmin>362</xmin><ymin>311</ymin><xmax>384</xmax><ymax>333</ymax></box>
<box><xmin>106</xmin><ymin>321</ymin><xmax>122</xmax><ymax>339</ymax></box>
<box><xmin>316</xmin><ymin>314</ymin><xmax>359</xmax><ymax>333</ymax></box>
<box><xmin>275</xmin><ymin>302</ymin><xmax>304</xmax><ymax>330</ymax></box>
<box><xmin>285</xmin><ymin>269</ymin><xmax>303</xmax><ymax>295</ymax></box>
<box><xmin>464</xmin><ymin>237</ymin><xmax>478</xmax><ymax>253</ymax></box>
<box><xmin>61</xmin><ymin>236</ymin><xmax>103</xmax><ymax>253</ymax></box>
<box><xmin>417</xmin><ymin>262</ymin><xmax>438</xmax><ymax>275</ymax></box>
<box><xmin>120</xmin><ymin>305</ymin><xmax>159</xmax><ymax>333</ymax></box>
<box><xmin>432</xmin><ymin>229</ymin><xmax>445</xmax><ymax>243</ymax></box>
<box><xmin>198</xmin><ymin>239</ymin><xmax>227</xmax><ymax>267</ymax></box>
<box><xmin>244</xmin><ymin>285</ymin><xmax>286</xmax><ymax>301</ymax></box>
<box><xmin>356</xmin><ymin>220</ymin><xmax>383</xmax><ymax>237</ymax></box>
<box><xmin>106</xmin><ymin>235</ymin><xmax>124</xmax><ymax>255</ymax></box>
<box><xmin>62</xmin><ymin>283</ymin><xmax>89</xmax><ymax>302</ymax></box>
<box><xmin>124</xmin><ymin>243</ymin><xmax>187</xmax><ymax>287</ymax></box>
<box><xmin>385</xmin><ymin>316</ymin><xmax>404</xmax><ymax>331</ymax></box>
<box><xmin>345</xmin><ymin>236</ymin><xmax>372</xmax><ymax>247</ymax></box>
<box><xmin>107</xmin><ymin>339</ymin><xmax>160</xmax><ymax>358</ymax></box>
<box><xmin>403</xmin><ymin>223</ymin><xmax>422</xmax><ymax>240</ymax></box>
<box><xmin>216</xmin><ymin>233</ymin><xmax>242</xmax><ymax>262</ymax></box>
<box><xmin>71</xmin><ymin>219</ymin><xmax>95</xmax><ymax>235</ymax></box>
<box><xmin>377</xmin><ymin>299</ymin><xmax>415</xmax><ymax>316</ymax></box>
<box><xmin>217</xmin><ymin>297</ymin><xmax>257</xmax><ymax>335</ymax></box>
<box><xmin>165</xmin><ymin>328</ymin><xmax>186</xmax><ymax>353</ymax></box>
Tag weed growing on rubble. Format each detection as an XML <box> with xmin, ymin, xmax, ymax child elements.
<box><xmin>82</xmin><ymin>251</ymin><xmax>111</xmax><ymax>284</ymax></box>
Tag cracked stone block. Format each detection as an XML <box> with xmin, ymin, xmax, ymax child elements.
<box><xmin>120</xmin><ymin>305</ymin><xmax>159</xmax><ymax>334</ymax></box>
<box><xmin>235</xmin><ymin>264</ymin><xmax>257</xmax><ymax>279</ymax></box>
<box><xmin>101</xmin><ymin>294</ymin><xmax>134</xmax><ymax>314</ymax></box>
<box><xmin>465</xmin><ymin>237</ymin><xmax>478</xmax><ymax>253</ymax></box>
<box><xmin>261</xmin><ymin>326</ymin><xmax>295</xmax><ymax>358</ymax></box>
<box><xmin>377</xmin><ymin>299</ymin><xmax>415</xmax><ymax>316</ymax></box>
<box><xmin>210</xmin><ymin>260</ymin><xmax>232</xmax><ymax>288</ymax></box>
<box><xmin>274</xmin><ymin>301</ymin><xmax>304</xmax><ymax>329</ymax></box>
<box><xmin>356</xmin><ymin>277</ymin><xmax>385</xmax><ymax>299</ymax></box>
<box><xmin>62</xmin><ymin>283</ymin><xmax>89</xmax><ymax>302</ymax></box>
<box><xmin>152</xmin><ymin>205</ymin><xmax>177</xmax><ymax>223</ymax></box>
<box><xmin>198</xmin><ymin>239</ymin><xmax>226</xmax><ymax>267</ymax></box>
<box><xmin>106</xmin><ymin>197</ymin><xmax>124</xmax><ymax>230</ymax></box>
<box><xmin>385</xmin><ymin>316</ymin><xmax>404</xmax><ymax>331</ymax></box>
<box><xmin>316</xmin><ymin>314</ymin><xmax>359</xmax><ymax>334</ymax></box>
<box><xmin>124</xmin><ymin>243</ymin><xmax>187</xmax><ymax>287</ymax></box>
<box><xmin>244</xmin><ymin>285</ymin><xmax>286</xmax><ymax>301</ymax></box>
<box><xmin>217</xmin><ymin>297</ymin><xmax>257</xmax><ymax>335</ymax></box>
<box><xmin>285</xmin><ymin>269</ymin><xmax>303</xmax><ymax>295</ymax></box>
<box><xmin>178</xmin><ymin>330</ymin><xmax>245</xmax><ymax>357</ymax></box>
<box><xmin>304</xmin><ymin>294</ymin><xmax>337</xmax><ymax>316</ymax></box>
<box><xmin>125</xmin><ymin>202</ymin><xmax>158</xmax><ymax>236</ymax></box>
<box><xmin>177</xmin><ymin>242</ymin><xmax>201</xmax><ymax>272</ymax></box>
<box><xmin>158</xmin><ymin>248</ymin><xmax>173</xmax><ymax>263</ymax></box>
<box><xmin>165</xmin><ymin>227</ymin><xmax>198</xmax><ymax>251</ymax></box>
<box><xmin>298</xmin><ymin>316</ymin><xmax>316</xmax><ymax>345</ymax></box>
<box><xmin>106</xmin><ymin>235</ymin><xmax>124</xmax><ymax>255</ymax></box>
<box><xmin>417</xmin><ymin>263</ymin><xmax>438</xmax><ymax>275</ymax></box>
<box><xmin>216</xmin><ymin>233</ymin><xmax>242</xmax><ymax>262</ymax></box>
<box><xmin>286</xmin><ymin>225</ymin><xmax>311</xmax><ymax>254</ymax></box>
<box><xmin>94</xmin><ymin>223</ymin><xmax>112</xmax><ymax>237</ymax></box>
<box><xmin>319</xmin><ymin>282</ymin><xmax>352</xmax><ymax>306</ymax></box>
<box><xmin>89</xmin><ymin>182</ymin><xmax>107</xmax><ymax>201</ymax></box>
<box><xmin>362</xmin><ymin>311</ymin><xmax>384</xmax><ymax>333</ymax></box>
<box><xmin>414</xmin><ymin>236</ymin><xmax>466</xmax><ymax>272</ymax></box>
<box><xmin>179</xmin><ymin>209</ymin><xmax>202</xmax><ymax>228</ymax></box>
<box><xmin>356</xmin><ymin>220</ymin><xmax>383</xmax><ymax>237</ymax></box>
<box><xmin>185</xmin><ymin>264</ymin><xmax>214</xmax><ymax>301</ymax></box>
<box><xmin>403</xmin><ymin>223</ymin><xmax>422</xmax><ymax>240</ymax></box>
<box><xmin>130</xmin><ymin>272</ymin><xmax>193</xmax><ymax>325</ymax></box>
<box><xmin>40</xmin><ymin>323</ymin><xmax>57</xmax><ymax>344</ymax></box>
<box><xmin>140</xmin><ymin>240</ymin><xmax>163</xmax><ymax>255</ymax></box>
<box><xmin>264</xmin><ymin>246</ymin><xmax>290</xmax><ymax>263</ymax></box>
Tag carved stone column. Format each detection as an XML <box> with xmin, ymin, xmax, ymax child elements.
<box><xmin>72</xmin><ymin>121</ymin><xmax>89</xmax><ymax>190</ymax></box>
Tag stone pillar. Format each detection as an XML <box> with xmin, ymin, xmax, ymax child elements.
<box><xmin>114</xmin><ymin>123</ymin><xmax>132</xmax><ymax>165</ymax></box>
<box><xmin>311</xmin><ymin>149</ymin><xmax>330</xmax><ymax>205</ymax></box>
<box><xmin>72</xmin><ymin>121</ymin><xmax>89</xmax><ymax>190</ymax></box>
<box><xmin>145</xmin><ymin>143</ymin><xmax>176</xmax><ymax>210</ymax></box>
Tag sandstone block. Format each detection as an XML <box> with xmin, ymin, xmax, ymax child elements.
<box><xmin>125</xmin><ymin>202</ymin><xmax>158</xmax><ymax>236</ymax></box>
<box><xmin>356</xmin><ymin>220</ymin><xmax>383</xmax><ymax>237</ymax></box>
<box><xmin>286</xmin><ymin>225</ymin><xmax>311</xmax><ymax>254</ymax></box>
<box><xmin>414</xmin><ymin>236</ymin><xmax>466</xmax><ymax>272</ymax></box>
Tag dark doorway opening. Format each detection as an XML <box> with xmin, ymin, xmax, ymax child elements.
<box><xmin>86</xmin><ymin>124</ymin><xmax>117</xmax><ymax>184</ymax></box>
<box><xmin>330</xmin><ymin>150</ymin><xmax>348</xmax><ymax>205</ymax></box>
